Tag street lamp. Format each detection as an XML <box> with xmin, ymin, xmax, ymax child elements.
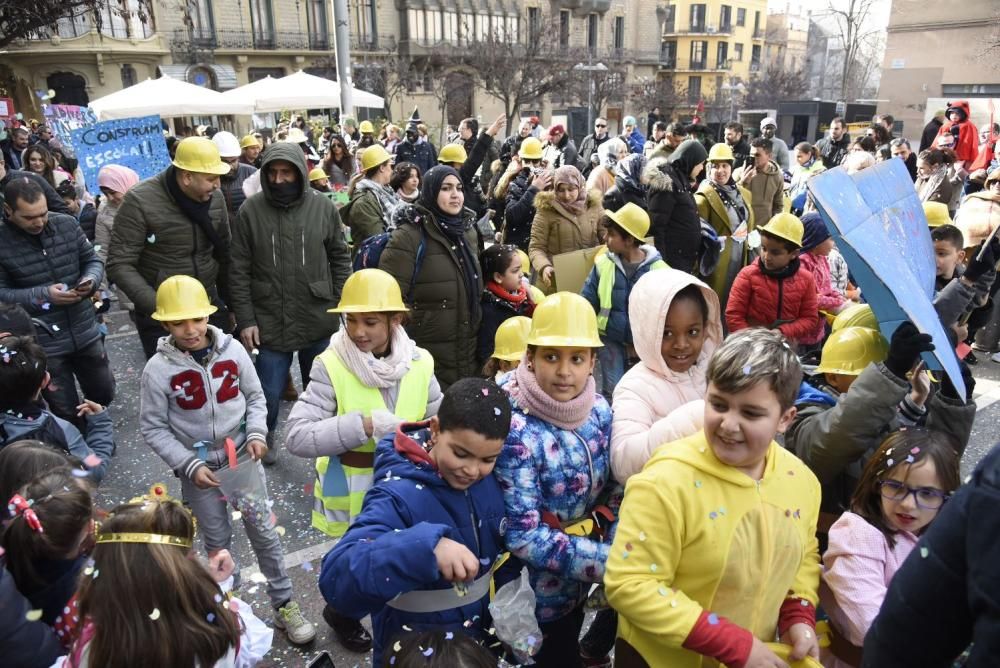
<box><xmin>573</xmin><ymin>60</ymin><xmax>609</xmax><ymax>129</ymax></box>
<box><xmin>720</xmin><ymin>78</ymin><xmax>746</xmax><ymax>125</ymax></box>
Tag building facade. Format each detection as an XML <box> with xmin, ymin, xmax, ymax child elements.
<box><xmin>877</xmin><ymin>0</ymin><xmax>1000</xmax><ymax>138</ymax></box>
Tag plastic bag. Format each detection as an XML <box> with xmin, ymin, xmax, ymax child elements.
<box><xmin>489</xmin><ymin>567</ymin><xmax>542</xmax><ymax>665</ymax></box>
<box><xmin>216</xmin><ymin>454</ymin><xmax>274</xmax><ymax>531</ymax></box>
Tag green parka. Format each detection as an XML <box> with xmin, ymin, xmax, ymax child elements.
<box><xmin>229</xmin><ymin>143</ymin><xmax>352</xmax><ymax>352</ymax></box>
<box><xmin>379</xmin><ymin>203</ymin><xmax>483</xmax><ymax>388</ymax></box>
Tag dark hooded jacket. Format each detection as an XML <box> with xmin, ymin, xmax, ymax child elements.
<box><xmin>229</xmin><ymin>142</ymin><xmax>352</xmax><ymax>352</ymax></box>
<box><xmin>644</xmin><ymin>139</ymin><xmax>708</xmax><ymax>274</ymax></box>
<box><xmin>602</xmin><ymin>154</ymin><xmax>648</xmax><ymax>213</ymax></box>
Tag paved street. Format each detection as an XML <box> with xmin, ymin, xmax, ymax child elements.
<box><xmin>94</xmin><ymin>305</ymin><xmax>1000</xmax><ymax>668</ymax></box>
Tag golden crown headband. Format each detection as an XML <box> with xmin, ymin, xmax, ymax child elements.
<box><xmin>95</xmin><ymin>483</ymin><xmax>195</xmax><ymax>549</ymax></box>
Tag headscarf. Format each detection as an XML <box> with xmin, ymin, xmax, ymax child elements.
<box><xmin>552</xmin><ymin>166</ymin><xmax>587</xmax><ymax>215</ymax></box>
<box><xmin>97</xmin><ymin>165</ymin><xmax>140</xmax><ymax>194</ymax></box>
<box><xmin>419</xmin><ymin>165</ymin><xmax>466</xmax><ymax>235</ymax></box>
<box><xmin>667</xmin><ymin>139</ymin><xmax>709</xmax><ymax>183</ymax></box>
<box><xmin>615</xmin><ymin>154</ymin><xmax>648</xmax><ymax>196</ymax></box>
<box><xmin>598</xmin><ymin>137</ymin><xmax>627</xmax><ymax>170</ymax></box>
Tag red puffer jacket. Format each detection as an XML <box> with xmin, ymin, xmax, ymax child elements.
<box><xmin>725</xmin><ymin>258</ymin><xmax>820</xmax><ymax>343</ymax></box>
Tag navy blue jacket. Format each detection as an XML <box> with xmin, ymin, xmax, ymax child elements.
<box><xmin>319</xmin><ymin>422</ymin><xmax>514</xmax><ymax>666</ymax></box>
<box><xmin>863</xmin><ymin>442</ymin><xmax>1000</xmax><ymax>667</ymax></box>
<box><xmin>0</xmin><ymin>563</ymin><xmax>63</xmax><ymax>668</ymax></box>
<box><xmin>581</xmin><ymin>246</ymin><xmax>665</xmax><ymax>345</ymax></box>
<box><xmin>477</xmin><ymin>288</ymin><xmax>532</xmax><ymax>365</ymax></box>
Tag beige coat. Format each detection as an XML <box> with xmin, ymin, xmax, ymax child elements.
<box><xmin>734</xmin><ymin>159</ymin><xmax>784</xmax><ymax>224</ymax></box>
<box><xmin>528</xmin><ymin>188</ymin><xmax>604</xmax><ymax>293</ymax></box>
<box><xmin>610</xmin><ymin>269</ymin><xmax>724</xmax><ymax>482</ymax></box>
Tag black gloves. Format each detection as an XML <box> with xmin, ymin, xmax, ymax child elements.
<box><xmin>885</xmin><ymin>322</ymin><xmax>935</xmax><ymax>379</ymax></box>
<box><xmin>963</xmin><ymin>237</ymin><xmax>1000</xmax><ymax>283</ymax></box>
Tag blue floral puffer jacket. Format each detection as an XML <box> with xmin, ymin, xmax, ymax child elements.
<box><xmin>494</xmin><ymin>373</ymin><xmax>614</xmax><ymax>622</ymax></box>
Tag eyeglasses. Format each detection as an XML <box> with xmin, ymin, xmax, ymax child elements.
<box><xmin>878</xmin><ymin>479</ymin><xmax>950</xmax><ymax>510</ymax></box>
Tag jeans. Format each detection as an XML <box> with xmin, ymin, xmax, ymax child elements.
<box><xmin>180</xmin><ymin>461</ymin><xmax>292</xmax><ymax>607</ymax></box>
<box><xmin>43</xmin><ymin>338</ymin><xmax>116</xmax><ymax>429</ymax></box>
<box><xmin>596</xmin><ymin>339</ymin><xmax>634</xmax><ymax>399</ymax></box>
<box><xmin>255</xmin><ymin>338</ymin><xmax>329</xmax><ymax>435</ymax></box>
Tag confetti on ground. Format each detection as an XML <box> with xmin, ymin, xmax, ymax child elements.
<box><xmin>149</xmin><ymin>608</ymin><xmax>161</xmax><ymax>620</ymax></box>
<box><xmin>301</xmin><ymin>561</ymin><xmax>313</xmax><ymax>572</ymax></box>
<box><xmin>249</xmin><ymin>572</ymin><xmax>268</xmax><ymax>584</ymax></box>
<box><xmin>25</xmin><ymin>609</ymin><xmax>43</xmax><ymax>622</ymax></box>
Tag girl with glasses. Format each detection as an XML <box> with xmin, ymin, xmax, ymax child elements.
<box><xmin>819</xmin><ymin>428</ymin><xmax>961</xmax><ymax>667</ymax></box>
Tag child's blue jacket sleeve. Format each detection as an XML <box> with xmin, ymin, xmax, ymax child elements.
<box><xmin>319</xmin><ymin>486</ymin><xmax>451</xmax><ymax>616</ymax></box>
<box><xmin>58</xmin><ymin>411</ymin><xmax>114</xmax><ymax>483</ymax></box>
<box><xmin>581</xmin><ymin>266</ymin><xmax>600</xmax><ymax>311</ymax></box>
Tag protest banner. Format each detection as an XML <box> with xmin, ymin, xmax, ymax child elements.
<box><xmin>71</xmin><ymin>114</ymin><xmax>170</xmax><ymax>196</ymax></box>
<box><xmin>42</xmin><ymin>104</ymin><xmax>97</xmax><ymax>154</ymax></box>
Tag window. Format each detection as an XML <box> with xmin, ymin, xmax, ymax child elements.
<box><xmin>690</xmin><ymin>40</ymin><xmax>706</xmax><ymax>68</ymax></box>
<box><xmin>249</xmin><ymin>0</ymin><xmax>274</xmax><ymax>48</ymax></box>
<box><xmin>308</xmin><ymin>0</ymin><xmax>329</xmax><ymax>49</ymax></box>
<box><xmin>715</xmin><ymin>75</ymin><xmax>724</xmax><ymax>100</ymax></box>
<box><xmin>189</xmin><ymin>0</ymin><xmax>215</xmax><ymax>44</ymax></box>
<box><xmin>559</xmin><ymin>10</ymin><xmax>570</xmax><ymax>47</ymax></box>
<box><xmin>613</xmin><ymin>16</ymin><xmax>624</xmax><ymax>49</ymax></box>
<box><xmin>98</xmin><ymin>4</ymin><xmax>129</xmax><ymax>38</ymax></box>
<box><xmin>716</xmin><ymin>41</ymin><xmax>728</xmax><ymax>67</ymax></box>
<box><xmin>351</xmin><ymin>0</ymin><xmax>374</xmax><ymax>45</ymax></box>
<box><xmin>443</xmin><ymin>11</ymin><xmax>458</xmax><ymax>43</ymax></box>
<box><xmin>505</xmin><ymin>13</ymin><xmax>519</xmax><ymax>41</ymax></box>
<box><xmin>751</xmin><ymin>44</ymin><xmax>761</xmax><ymax>70</ymax></box>
<box><xmin>426</xmin><ymin>9</ymin><xmax>442</xmax><ymax>44</ymax></box>
<box><xmin>408</xmin><ymin>9</ymin><xmax>425</xmax><ymax>44</ymax></box>
<box><xmin>719</xmin><ymin>5</ymin><xmax>732</xmax><ymax>32</ymax></box>
<box><xmin>661</xmin><ymin>40</ymin><xmax>677</xmax><ymax>67</ymax></box>
<box><xmin>121</xmin><ymin>64</ymin><xmax>137</xmax><ymax>88</ymax></box>
<box><xmin>664</xmin><ymin>5</ymin><xmax>675</xmax><ymax>33</ymax></box>
<box><xmin>688</xmin><ymin>75</ymin><xmax>702</xmax><ymax>103</ymax></box>
<box><xmin>249</xmin><ymin>67</ymin><xmax>284</xmax><ymax>82</ymax></box>
<box><xmin>734</xmin><ymin>43</ymin><xmax>743</xmax><ymax>61</ymax></box>
<box><xmin>754</xmin><ymin>10</ymin><xmax>761</xmax><ymax>35</ymax></box>
<box><xmin>587</xmin><ymin>14</ymin><xmax>598</xmax><ymax>53</ymax></box>
<box><xmin>736</xmin><ymin>8</ymin><xmax>746</xmax><ymax>26</ymax></box>
<box><xmin>528</xmin><ymin>7</ymin><xmax>541</xmax><ymax>41</ymax></box>
<box><xmin>690</xmin><ymin>4</ymin><xmax>705</xmax><ymax>32</ymax></box>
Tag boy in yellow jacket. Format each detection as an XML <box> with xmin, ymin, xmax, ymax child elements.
<box><xmin>605</xmin><ymin>328</ymin><xmax>821</xmax><ymax>668</ymax></box>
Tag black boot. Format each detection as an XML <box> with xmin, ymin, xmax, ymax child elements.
<box><xmin>323</xmin><ymin>605</ymin><xmax>372</xmax><ymax>652</ymax></box>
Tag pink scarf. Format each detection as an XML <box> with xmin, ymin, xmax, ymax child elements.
<box><xmin>553</xmin><ymin>165</ymin><xmax>588</xmax><ymax>215</ymax></box>
<box><xmin>507</xmin><ymin>358</ymin><xmax>596</xmax><ymax>430</ymax></box>
<box><xmin>97</xmin><ymin>165</ymin><xmax>140</xmax><ymax>194</ymax></box>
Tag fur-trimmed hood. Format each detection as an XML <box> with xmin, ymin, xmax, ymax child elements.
<box><xmin>644</xmin><ymin>156</ymin><xmax>675</xmax><ymax>193</ymax></box>
<box><xmin>533</xmin><ymin>187</ymin><xmax>602</xmax><ymax>214</ymax></box>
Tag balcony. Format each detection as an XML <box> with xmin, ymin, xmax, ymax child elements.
<box><xmin>351</xmin><ymin>34</ymin><xmax>397</xmax><ymax>52</ymax></box>
<box><xmin>170</xmin><ymin>28</ymin><xmax>334</xmax><ymax>54</ymax></box>
<box><xmin>663</xmin><ymin>23</ymin><xmax>733</xmax><ymax>36</ymax></box>
<box><xmin>667</xmin><ymin>58</ymin><xmax>735</xmax><ymax>72</ymax></box>
<box><xmin>753</xmin><ymin>29</ymin><xmax>765</xmax><ymax>39</ymax></box>
<box><xmin>750</xmin><ymin>60</ymin><xmax>762</xmax><ymax>72</ymax></box>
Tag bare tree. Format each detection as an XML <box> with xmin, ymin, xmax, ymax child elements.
<box><xmin>0</xmin><ymin>0</ymin><xmax>154</xmax><ymax>48</ymax></box>
<box><xmin>463</xmin><ymin>19</ymin><xmax>577</xmax><ymax>121</ymax></box>
<box><xmin>824</xmin><ymin>0</ymin><xmax>884</xmax><ymax>99</ymax></box>
<box><xmin>626</xmin><ymin>77</ymin><xmax>686</xmax><ymax>121</ymax></box>
<box><xmin>567</xmin><ymin>58</ymin><xmax>627</xmax><ymax>122</ymax></box>
<box><xmin>743</xmin><ymin>65</ymin><xmax>809</xmax><ymax>110</ymax></box>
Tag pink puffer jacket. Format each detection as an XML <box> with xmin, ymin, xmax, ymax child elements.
<box><xmin>610</xmin><ymin>270</ymin><xmax>723</xmax><ymax>482</ymax></box>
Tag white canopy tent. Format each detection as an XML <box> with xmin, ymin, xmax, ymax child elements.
<box><xmin>222</xmin><ymin>70</ymin><xmax>385</xmax><ymax>113</ymax></box>
<box><xmin>89</xmin><ymin>77</ymin><xmax>254</xmax><ymax>120</ymax></box>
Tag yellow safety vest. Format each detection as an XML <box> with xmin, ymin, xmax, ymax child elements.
<box><xmin>596</xmin><ymin>255</ymin><xmax>668</xmax><ymax>333</ymax></box>
<box><xmin>312</xmin><ymin>347</ymin><xmax>434</xmax><ymax>537</ymax></box>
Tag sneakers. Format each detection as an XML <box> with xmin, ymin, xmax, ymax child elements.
<box><xmin>971</xmin><ymin>342</ymin><xmax>996</xmax><ymax>353</ymax></box>
<box><xmin>963</xmin><ymin>350</ymin><xmax>979</xmax><ymax>366</ymax></box>
<box><xmin>323</xmin><ymin>604</ymin><xmax>373</xmax><ymax>652</ymax></box>
<box><xmin>274</xmin><ymin>601</ymin><xmax>316</xmax><ymax>645</ymax></box>
<box><xmin>991</xmin><ymin>351</ymin><xmax>1000</xmax><ymax>364</ymax></box>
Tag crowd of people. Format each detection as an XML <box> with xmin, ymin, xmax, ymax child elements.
<box><xmin>1</xmin><ymin>98</ymin><xmax>1000</xmax><ymax>668</ymax></box>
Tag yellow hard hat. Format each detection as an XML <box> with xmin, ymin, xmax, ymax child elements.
<box><xmin>923</xmin><ymin>201</ymin><xmax>951</xmax><ymax>228</ymax></box>
<box><xmin>328</xmin><ymin>269</ymin><xmax>409</xmax><ymax>313</ymax></box>
<box><xmin>281</xmin><ymin>127</ymin><xmax>308</xmax><ymax>144</ymax></box>
<box><xmin>493</xmin><ymin>316</ymin><xmax>532</xmax><ymax>361</ymax></box>
<box><xmin>528</xmin><ymin>284</ymin><xmax>546</xmax><ymax>305</ymax></box>
<box><xmin>707</xmin><ymin>143</ymin><xmax>735</xmax><ymax>162</ymax></box>
<box><xmin>171</xmin><ymin>137</ymin><xmax>230</xmax><ymax>175</ymax></box>
<box><xmin>831</xmin><ymin>303</ymin><xmax>878</xmax><ymax>333</ymax></box>
<box><xmin>518</xmin><ymin>137</ymin><xmax>544</xmax><ymax>160</ymax></box>
<box><xmin>360</xmin><ymin>144</ymin><xmax>392</xmax><ymax>172</ymax></box>
<box><xmin>761</xmin><ymin>212</ymin><xmax>804</xmax><ymax>247</ymax></box>
<box><xmin>240</xmin><ymin>134</ymin><xmax>261</xmax><ymax>149</ymax></box>
<box><xmin>605</xmin><ymin>202</ymin><xmax>651</xmax><ymax>241</ymax></box>
<box><xmin>814</xmin><ymin>326</ymin><xmax>888</xmax><ymax>376</ymax></box>
<box><xmin>308</xmin><ymin>167</ymin><xmax>328</xmax><ymax>182</ymax></box>
<box><xmin>359</xmin><ymin>120</ymin><xmax>375</xmax><ymax>134</ymax></box>
<box><xmin>527</xmin><ymin>292</ymin><xmax>603</xmax><ymax>348</ymax></box>
<box><xmin>151</xmin><ymin>275</ymin><xmax>218</xmax><ymax>321</ymax></box>
<box><xmin>438</xmin><ymin>144</ymin><xmax>468</xmax><ymax>165</ymax></box>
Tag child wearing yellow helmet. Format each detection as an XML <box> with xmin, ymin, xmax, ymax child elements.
<box><xmin>482</xmin><ymin>315</ymin><xmax>531</xmax><ymax>379</ymax></box>
<box><xmin>284</xmin><ymin>268</ymin><xmax>441</xmax><ymax>650</ymax></box>
<box><xmin>493</xmin><ymin>292</ymin><xmax>616</xmax><ymax>667</ymax></box>
<box><xmin>478</xmin><ymin>245</ymin><xmax>536</xmax><ymax>368</ymax></box>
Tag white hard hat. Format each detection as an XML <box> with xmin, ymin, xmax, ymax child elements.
<box><xmin>212</xmin><ymin>131</ymin><xmax>241</xmax><ymax>158</ymax></box>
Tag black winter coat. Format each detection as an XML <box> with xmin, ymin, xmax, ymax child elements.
<box><xmin>0</xmin><ymin>212</ymin><xmax>103</xmax><ymax>357</ymax></box>
<box><xmin>456</xmin><ymin>132</ymin><xmax>496</xmax><ymax>218</ymax></box>
<box><xmin>644</xmin><ymin>140</ymin><xmax>708</xmax><ymax>274</ymax></box>
<box><xmin>78</xmin><ymin>202</ymin><xmax>97</xmax><ymax>241</ymax></box>
<box><xmin>502</xmin><ymin>170</ymin><xmax>538</xmax><ymax>251</ymax></box>
<box><xmin>477</xmin><ymin>290</ymin><xmax>531</xmax><ymax>366</ymax></box>
<box><xmin>863</xmin><ymin>441</ymin><xmax>1000</xmax><ymax>667</ymax></box>
<box><xmin>602</xmin><ymin>182</ymin><xmax>647</xmax><ymax>213</ymax></box>
<box><xmin>920</xmin><ymin>118</ymin><xmax>944</xmax><ymax>152</ymax></box>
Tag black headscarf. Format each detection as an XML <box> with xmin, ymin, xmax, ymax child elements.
<box><xmin>419</xmin><ymin>165</ymin><xmax>467</xmax><ymax>234</ymax></box>
<box><xmin>667</xmin><ymin>139</ymin><xmax>709</xmax><ymax>186</ymax></box>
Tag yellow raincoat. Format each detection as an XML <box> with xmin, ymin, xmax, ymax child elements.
<box><xmin>605</xmin><ymin>430</ymin><xmax>821</xmax><ymax>667</ymax></box>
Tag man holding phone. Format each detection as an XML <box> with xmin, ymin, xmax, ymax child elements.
<box><xmin>0</xmin><ymin>177</ymin><xmax>115</xmax><ymax>426</ymax></box>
